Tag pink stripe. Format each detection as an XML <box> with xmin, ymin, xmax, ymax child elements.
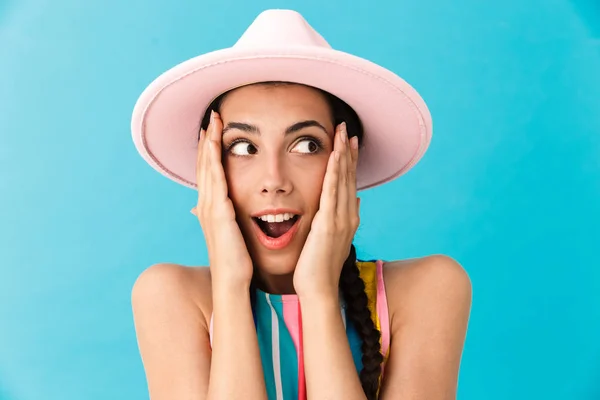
<box><xmin>297</xmin><ymin>304</ymin><xmax>305</xmax><ymax>400</ymax></box>
<box><xmin>282</xmin><ymin>297</ymin><xmax>305</xmax><ymax>400</ymax></box>
<box><xmin>376</xmin><ymin>260</ymin><xmax>390</xmax><ymax>376</ymax></box>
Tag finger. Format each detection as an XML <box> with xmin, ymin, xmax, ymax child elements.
<box><xmin>208</xmin><ymin>111</ymin><xmax>226</xmax><ymax>202</ymax></box>
<box><xmin>207</xmin><ymin>110</ymin><xmax>224</xmax><ymax>181</ymax></box>
<box><xmin>209</xmin><ymin>140</ymin><xmax>229</xmax><ymax>202</ymax></box>
<box><xmin>321</xmin><ymin>123</ymin><xmax>344</xmax><ymax>216</ymax></box>
<box><xmin>209</xmin><ymin>110</ymin><xmax>223</xmax><ymax>142</ymax></box>
<box><xmin>350</xmin><ymin>135</ymin><xmax>359</xmax><ymax>176</ymax></box>
<box><xmin>350</xmin><ymin>135</ymin><xmax>359</xmax><ymax>165</ymax></box>
<box><xmin>197</xmin><ymin>126</ymin><xmax>212</xmax><ymax>217</ymax></box>
<box><xmin>319</xmin><ymin>147</ymin><xmax>339</xmax><ymax>219</ymax></box>
<box><xmin>196</xmin><ymin>127</ymin><xmax>207</xmax><ymax>197</ymax></box>
<box><xmin>204</xmin><ymin>110</ymin><xmax>220</xmax><ymax>205</ymax></box>
<box><xmin>347</xmin><ymin>134</ymin><xmax>359</xmax><ymax>219</ymax></box>
<box><xmin>337</xmin><ymin>122</ymin><xmax>349</xmax><ymax>221</ymax></box>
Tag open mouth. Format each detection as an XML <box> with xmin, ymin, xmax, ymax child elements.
<box><xmin>252</xmin><ymin>214</ymin><xmax>300</xmax><ymax>238</ymax></box>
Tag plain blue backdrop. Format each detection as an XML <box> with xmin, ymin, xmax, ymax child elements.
<box><xmin>1</xmin><ymin>0</ymin><xmax>599</xmax><ymax>399</ymax></box>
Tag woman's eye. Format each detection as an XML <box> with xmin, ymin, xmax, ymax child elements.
<box><xmin>229</xmin><ymin>141</ymin><xmax>257</xmax><ymax>156</ymax></box>
<box><xmin>292</xmin><ymin>138</ymin><xmax>321</xmax><ymax>154</ymax></box>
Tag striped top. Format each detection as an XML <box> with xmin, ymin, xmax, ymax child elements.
<box><xmin>209</xmin><ymin>260</ymin><xmax>391</xmax><ymax>400</ymax></box>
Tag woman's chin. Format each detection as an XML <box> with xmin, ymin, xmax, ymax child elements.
<box><xmin>250</xmin><ymin>250</ymin><xmax>299</xmax><ymax>276</ymax></box>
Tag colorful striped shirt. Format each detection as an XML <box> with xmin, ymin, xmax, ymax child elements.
<box><xmin>209</xmin><ymin>260</ymin><xmax>391</xmax><ymax>400</ymax></box>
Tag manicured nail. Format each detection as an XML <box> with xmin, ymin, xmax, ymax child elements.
<box><xmin>351</xmin><ymin>136</ymin><xmax>358</xmax><ymax>149</ymax></box>
<box><xmin>210</xmin><ymin>110</ymin><xmax>215</xmax><ymax>124</ymax></box>
<box><xmin>340</xmin><ymin>122</ymin><xmax>347</xmax><ymax>143</ymax></box>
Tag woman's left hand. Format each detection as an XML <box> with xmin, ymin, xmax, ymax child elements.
<box><xmin>293</xmin><ymin>122</ymin><xmax>360</xmax><ymax>298</ymax></box>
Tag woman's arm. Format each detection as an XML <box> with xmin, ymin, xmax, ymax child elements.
<box><xmin>208</xmin><ymin>283</ymin><xmax>267</xmax><ymax>399</ymax></box>
<box><xmin>131</xmin><ymin>264</ymin><xmax>267</xmax><ymax>400</ymax></box>
<box><xmin>298</xmin><ymin>256</ymin><xmax>472</xmax><ymax>400</ymax></box>
<box><xmin>299</xmin><ymin>293</ymin><xmax>367</xmax><ymax>400</ymax></box>
<box><xmin>379</xmin><ymin>256</ymin><xmax>472</xmax><ymax>400</ymax></box>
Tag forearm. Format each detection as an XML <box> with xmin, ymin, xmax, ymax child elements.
<box><xmin>299</xmin><ymin>293</ymin><xmax>367</xmax><ymax>400</ymax></box>
<box><xmin>207</xmin><ymin>285</ymin><xmax>267</xmax><ymax>400</ymax></box>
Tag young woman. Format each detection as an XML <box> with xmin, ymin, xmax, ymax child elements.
<box><xmin>130</xmin><ymin>9</ymin><xmax>472</xmax><ymax>400</ymax></box>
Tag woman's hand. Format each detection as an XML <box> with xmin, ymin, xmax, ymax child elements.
<box><xmin>191</xmin><ymin>111</ymin><xmax>254</xmax><ymax>290</ymax></box>
<box><xmin>293</xmin><ymin>122</ymin><xmax>360</xmax><ymax>298</ymax></box>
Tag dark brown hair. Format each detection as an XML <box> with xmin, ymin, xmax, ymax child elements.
<box><xmin>199</xmin><ymin>82</ymin><xmax>384</xmax><ymax>400</ymax></box>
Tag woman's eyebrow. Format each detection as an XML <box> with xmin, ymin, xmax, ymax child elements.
<box><xmin>222</xmin><ymin>122</ymin><xmax>258</xmax><ymax>136</ymax></box>
<box><xmin>222</xmin><ymin>120</ymin><xmax>329</xmax><ymax>136</ymax></box>
<box><xmin>285</xmin><ymin>120</ymin><xmax>328</xmax><ymax>135</ymax></box>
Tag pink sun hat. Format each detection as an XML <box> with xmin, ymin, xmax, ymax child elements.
<box><xmin>131</xmin><ymin>9</ymin><xmax>433</xmax><ymax>191</ymax></box>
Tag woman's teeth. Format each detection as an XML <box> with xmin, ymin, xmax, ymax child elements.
<box><xmin>257</xmin><ymin>213</ymin><xmax>296</xmax><ymax>223</ymax></box>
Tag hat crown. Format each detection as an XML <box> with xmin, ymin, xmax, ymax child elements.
<box><xmin>234</xmin><ymin>9</ymin><xmax>331</xmax><ymax>49</ymax></box>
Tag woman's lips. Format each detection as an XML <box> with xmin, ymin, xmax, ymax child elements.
<box><xmin>251</xmin><ymin>216</ymin><xmax>301</xmax><ymax>250</ymax></box>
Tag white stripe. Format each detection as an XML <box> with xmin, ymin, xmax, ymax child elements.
<box><xmin>265</xmin><ymin>294</ymin><xmax>284</xmax><ymax>400</ymax></box>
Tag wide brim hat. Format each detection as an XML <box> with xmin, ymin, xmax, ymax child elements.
<box><xmin>131</xmin><ymin>9</ymin><xmax>432</xmax><ymax>191</ymax></box>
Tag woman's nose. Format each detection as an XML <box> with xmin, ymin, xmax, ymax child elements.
<box><xmin>259</xmin><ymin>154</ymin><xmax>293</xmax><ymax>195</ymax></box>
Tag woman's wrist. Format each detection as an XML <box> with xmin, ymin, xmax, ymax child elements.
<box><xmin>295</xmin><ymin>279</ymin><xmax>340</xmax><ymax>302</ymax></box>
<box><xmin>212</xmin><ymin>279</ymin><xmax>251</xmax><ymax>303</ymax></box>
<box><xmin>210</xmin><ymin>265</ymin><xmax>252</xmax><ymax>296</ymax></box>
<box><xmin>297</xmin><ymin>288</ymin><xmax>340</xmax><ymax>307</ymax></box>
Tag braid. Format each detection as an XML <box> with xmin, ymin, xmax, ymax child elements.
<box><xmin>340</xmin><ymin>244</ymin><xmax>384</xmax><ymax>400</ymax></box>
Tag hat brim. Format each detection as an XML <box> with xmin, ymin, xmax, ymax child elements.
<box><xmin>131</xmin><ymin>45</ymin><xmax>432</xmax><ymax>191</ymax></box>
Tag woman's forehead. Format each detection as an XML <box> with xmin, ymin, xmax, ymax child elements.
<box><xmin>221</xmin><ymin>84</ymin><xmax>331</xmax><ymax>116</ymax></box>
<box><xmin>219</xmin><ymin>84</ymin><xmax>335</xmax><ymax>135</ymax></box>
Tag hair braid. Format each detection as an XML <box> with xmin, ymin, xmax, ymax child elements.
<box><xmin>340</xmin><ymin>244</ymin><xmax>384</xmax><ymax>400</ymax></box>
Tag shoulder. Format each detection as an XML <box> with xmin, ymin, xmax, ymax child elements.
<box><xmin>381</xmin><ymin>254</ymin><xmax>471</xmax><ymax>290</ymax></box>
<box><xmin>131</xmin><ymin>263</ymin><xmax>213</xmax><ymax>330</ymax></box>
<box><xmin>381</xmin><ymin>255</ymin><xmax>472</xmax><ymax>333</ymax></box>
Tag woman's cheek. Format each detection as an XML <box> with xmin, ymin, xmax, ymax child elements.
<box><xmin>223</xmin><ymin>158</ymin><xmax>248</xmax><ymax>198</ymax></box>
<box><xmin>294</xmin><ymin>155</ymin><xmax>329</xmax><ymax>191</ymax></box>
<box><xmin>310</xmin><ymin>153</ymin><xmax>329</xmax><ymax>176</ymax></box>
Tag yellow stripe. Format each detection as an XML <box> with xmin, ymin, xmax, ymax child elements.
<box><xmin>356</xmin><ymin>261</ymin><xmax>386</xmax><ymax>397</ymax></box>
<box><xmin>356</xmin><ymin>261</ymin><xmax>381</xmax><ymax>340</ymax></box>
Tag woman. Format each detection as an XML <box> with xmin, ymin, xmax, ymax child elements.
<box><xmin>130</xmin><ymin>9</ymin><xmax>472</xmax><ymax>400</ymax></box>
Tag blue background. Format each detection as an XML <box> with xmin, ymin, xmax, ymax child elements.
<box><xmin>1</xmin><ymin>0</ymin><xmax>599</xmax><ymax>399</ymax></box>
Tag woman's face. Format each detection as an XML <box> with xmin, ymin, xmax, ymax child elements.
<box><xmin>218</xmin><ymin>83</ymin><xmax>335</xmax><ymax>279</ymax></box>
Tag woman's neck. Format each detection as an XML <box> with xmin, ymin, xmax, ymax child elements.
<box><xmin>252</xmin><ymin>269</ymin><xmax>297</xmax><ymax>295</ymax></box>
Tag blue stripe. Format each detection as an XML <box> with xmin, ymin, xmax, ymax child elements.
<box><xmin>256</xmin><ymin>292</ymin><xmax>277</xmax><ymax>400</ymax></box>
<box><xmin>272</xmin><ymin>300</ymin><xmax>298</xmax><ymax>400</ymax></box>
<box><xmin>345</xmin><ymin>307</ymin><xmax>364</xmax><ymax>373</ymax></box>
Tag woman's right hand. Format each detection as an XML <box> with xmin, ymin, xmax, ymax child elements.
<box><xmin>191</xmin><ymin>110</ymin><xmax>254</xmax><ymax>290</ymax></box>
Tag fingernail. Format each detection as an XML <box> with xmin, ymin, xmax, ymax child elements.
<box><xmin>351</xmin><ymin>136</ymin><xmax>358</xmax><ymax>149</ymax></box>
<box><xmin>210</xmin><ymin>110</ymin><xmax>215</xmax><ymax>124</ymax></box>
<box><xmin>340</xmin><ymin>122</ymin><xmax>347</xmax><ymax>143</ymax></box>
